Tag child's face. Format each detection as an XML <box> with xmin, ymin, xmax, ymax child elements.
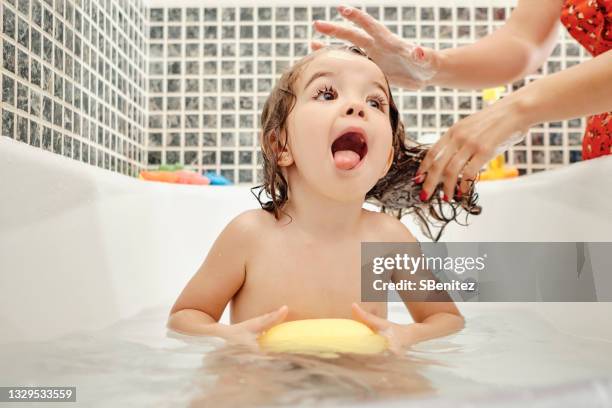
<box><xmin>282</xmin><ymin>50</ymin><xmax>394</xmax><ymax>201</ymax></box>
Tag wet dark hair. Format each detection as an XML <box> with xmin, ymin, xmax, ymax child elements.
<box><xmin>251</xmin><ymin>44</ymin><xmax>481</xmax><ymax>241</ymax></box>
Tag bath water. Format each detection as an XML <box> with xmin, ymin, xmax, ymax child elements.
<box><xmin>1</xmin><ymin>304</ymin><xmax>611</xmax><ymax>407</ymax></box>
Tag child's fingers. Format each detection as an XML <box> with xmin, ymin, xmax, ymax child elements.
<box><xmin>351</xmin><ymin>305</ymin><xmax>407</xmax><ymax>354</ymax></box>
<box><xmin>351</xmin><ymin>303</ymin><xmax>390</xmax><ymax>332</ymax></box>
<box><xmin>268</xmin><ymin>305</ymin><xmax>289</xmax><ymax>327</ymax></box>
<box><xmin>384</xmin><ymin>335</ymin><xmax>404</xmax><ymax>356</ymax></box>
<box><xmin>244</xmin><ymin>305</ymin><xmax>289</xmax><ymax>334</ymax></box>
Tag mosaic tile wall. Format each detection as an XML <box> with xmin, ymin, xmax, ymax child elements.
<box><xmin>144</xmin><ymin>3</ymin><xmax>589</xmax><ymax>183</ymax></box>
<box><xmin>2</xmin><ymin>1</ymin><xmax>589</xmax><ymax>182</ymax></box>
<box><xmin>1</xmin><ymin>0</ymin><xmax>147</xmax><ymax>176</ymax></box>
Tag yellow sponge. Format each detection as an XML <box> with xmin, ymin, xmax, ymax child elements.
<box><xmin>258</xmin><ymin>319</ymin><xmax>387</xmax><ymax>357</ymax></box>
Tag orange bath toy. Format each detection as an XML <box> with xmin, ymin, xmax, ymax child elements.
<box><xmin>139</xmin><ymin>170</ymin><xmax>210</xmax><ymax>185</ymax></box>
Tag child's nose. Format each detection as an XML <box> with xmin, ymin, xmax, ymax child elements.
<box><xmin>345</xmin><ymin>104</ymin><xmax>365</xmax><ymax>118</ymax></box>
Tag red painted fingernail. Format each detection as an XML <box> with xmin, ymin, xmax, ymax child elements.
<box><xmin>456</xmin><ymin>189</ymin><xmax>463</xmax><ymax>199</ymax></box>
<box><xmin>443</xmin><ymin>194</ymin><xmax>449</xmax><ymax>202</ymax></box>
<box><xmin>419</xmin><ymin>190</ymin><xmax>429</xmax><ymax>201</ymax></box>
<box><xmin>415</xmin><ymin>47</ymin><xmax>425</xmax><ymax>60</ymax></box>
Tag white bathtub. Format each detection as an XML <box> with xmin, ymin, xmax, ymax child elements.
<box><xmin>1</xmin><ymin>136</ymin><xmax>612</xmax><ymax>406</ymax></box>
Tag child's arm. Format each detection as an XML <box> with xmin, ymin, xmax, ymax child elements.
<box><xmin>356</xmin><ymin>214</ymin><xmax>464</xmax><ymax>352</ymax></box>
<box><xmin>168</xmin><ymin>210</ymin><xmax>288</xmax><ymax>344</ymax></box>
<box><xmin>352</xmin><ymin>302</ymin><xmax>464</xmax><ymax>353</ymax></box>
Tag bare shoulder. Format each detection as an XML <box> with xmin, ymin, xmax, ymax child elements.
<box><xmin>225</xmin><ymin>208</ymin><xmax>275</xmax><ymax>237</ymax></box>
<box><xmin>362</xmin><ymin>209</ymin><xmax>417</xmax><ymax>243</ymax></box>
<box><xmin>211</xmin><ymin>209</ymin><xmax>275</xmax><ymax>260</ymax></box>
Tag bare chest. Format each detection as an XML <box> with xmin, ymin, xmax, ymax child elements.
<box><xmin>231</xmin><ymin>232</ymin><xmax>385</xmax><ymax>321</ymax></box>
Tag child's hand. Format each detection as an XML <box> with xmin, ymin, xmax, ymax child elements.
<box><xmin>351</xmin><ymin>303</ymin><xmax>415</xmax><ymax>355</ymax></box>
<box><xmin>223</xmin><ymin>305</ymin><xmax>289</xmax><ymax>350</ymax></box>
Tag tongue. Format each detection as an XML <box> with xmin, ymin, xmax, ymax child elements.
<box><xmin>333</xmin><ymin>150</ymin><xmax>361</xmax><ymax>170</ymax></box>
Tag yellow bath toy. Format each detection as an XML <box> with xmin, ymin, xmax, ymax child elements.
<box><xmin>479</xmin><ymin>153</ymin><xmax>519</xmax><ymax>181</ymax></box>
<box><xmin>258</xmin><ymin>319</ymin><xmax>387</xmax><ymax>356</ymax></box>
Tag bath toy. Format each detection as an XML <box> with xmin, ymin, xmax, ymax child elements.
<box><xmin>258</xmin><ymin>319</ymin><xmax>387</xmax><ymax>356</ymax></box>
<box><xmin>479</xmin><ymin>158</ymin><xmax>519</xmax><ymax>181</ymax></box>
<box><xmin>204</xmin><ymin>172</ymin><xmax>233</xmax><ymax>185</ymax></box>
<box><xmin>158</xmin><ymin>164</ymin><xmax>184</xmax><ymax>171</ymax></box>
<box><xmin>139</xmin><ymin>170</ymin><xmax>210</xmax><ymax>185</ymax></box>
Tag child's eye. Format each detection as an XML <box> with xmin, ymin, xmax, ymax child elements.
<box><xmin>313</xmin><ymin>85</ymin><xmax>337</xmax><ymax>101</ymax></box>
<box><xmin>368</xmin><ymin>95</ymin><xmax>388</xmax><ymax>111</ymax></box>
<box><xmin>313</xmin><ymin>85</ymin><xmax>388</xmax><ymax>112</ymax></box>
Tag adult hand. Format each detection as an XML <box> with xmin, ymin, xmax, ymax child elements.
<box><xmin>311</xmin><ymin>5</ymin><xmax>439</xmax><ymax>90</ymax></box>
<box><xmin>416</xmin><ymin>97</ymin><xmax>529</xmax><ymax>201</ymax></box>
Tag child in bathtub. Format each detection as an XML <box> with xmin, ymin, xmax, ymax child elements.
<box><xmin>168</xmin><ymin>45</ymin><xmax>480</xmax><ymax>353</ymax></box>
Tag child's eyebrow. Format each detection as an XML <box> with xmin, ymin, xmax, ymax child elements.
<box><xmin>302</xmin><ymin>71</ymin><xmax>389</xmax><ymax>100</ymax></box>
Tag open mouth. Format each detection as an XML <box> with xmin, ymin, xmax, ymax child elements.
<box><xmin>331</xmin><ymin>132</ymin><xmax>368</xmax><ymax>170</ymax></box>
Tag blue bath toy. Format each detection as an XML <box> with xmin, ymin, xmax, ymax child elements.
<box><xmin>204</xmin><ymin>172</ymin><xmax>233</xmax><ymax>185</ymax></box>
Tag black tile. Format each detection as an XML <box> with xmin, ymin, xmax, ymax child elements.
<box><xmin>147</xmin><ymin>151</ymin><xmax>161</xmax><ymax>165</ymax></box>
<box><xmin>30</xmin><ymin>59</ymin><xmax>41</xmax><ymax>86</ymax></box>
<box><xmin>43</xmin><ymin>7</ymin><xmax>53</xmax><ymax>34</ymax></box>
<box><xmin>18</xmin><ymin>0</ymin><xmax>30</xmax><ymax>16</ymax></box>
<box><xmin>32</xmin><ymin>0</ymin><xmax>42</xmax><ymax>26</ymax></box>
<box><xmin>31</xmin><ymin>28</ymin><xmax>41</xmax><ymax>55</ymax></box>
<box><xmin>3</xmin><ymin>42</ymin><xmax>16</xmax><ymax>72</ymax></box>
<box><xmin>17</xmin><ymin>82</ymin><xmax>28</xmax><ymax>112</ymax></box>
<box><xmin>29</xmin><ymin>120</ymin><xmax>40</xmax><ymax>147</ymax></box>
<box><xmin>52</xmin><ymin>130</ymin><xmax>62</xmax><ymax>153</ymax></box>
<box><xmin>3</xmin><ymin>8</ymin><xmax>16</xmax><ymax>38</ymax></box>
<box><xmin>17</xmin><ymin>115</ymin><xmax>28</xmax><ymax>143</ymax></box>
<box><xmin>17</xmin><ymin>18</ymin><xmax>29</xmax><ymax>48</ymax></box>
<box><xmin>17</xmin><ymin>50</ymin><xmax>29</xmax><ymax>79</ymax></box>
<box><xmin>1</xmin><ymin>110</ymin><xmax>15</xmax><ymax>138</ymax></box>
<box><xmin>42</xmin><ymin>126</ymin><xmax>51</xmax><ymax>150</ymax></box>
<box><xmin>42</xmin><ymin>96</ymin><xmax>52</xmax><ymax>122</ymax></box>
<box><xmin>2</xmin><ymin>75</ymin><xmax>15</xmax><ymax>105</ymax></box>
<box><xmin>63</xmin><ymin>134</ymin><xmax>72</xmax><ymax>157</ymax></box>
